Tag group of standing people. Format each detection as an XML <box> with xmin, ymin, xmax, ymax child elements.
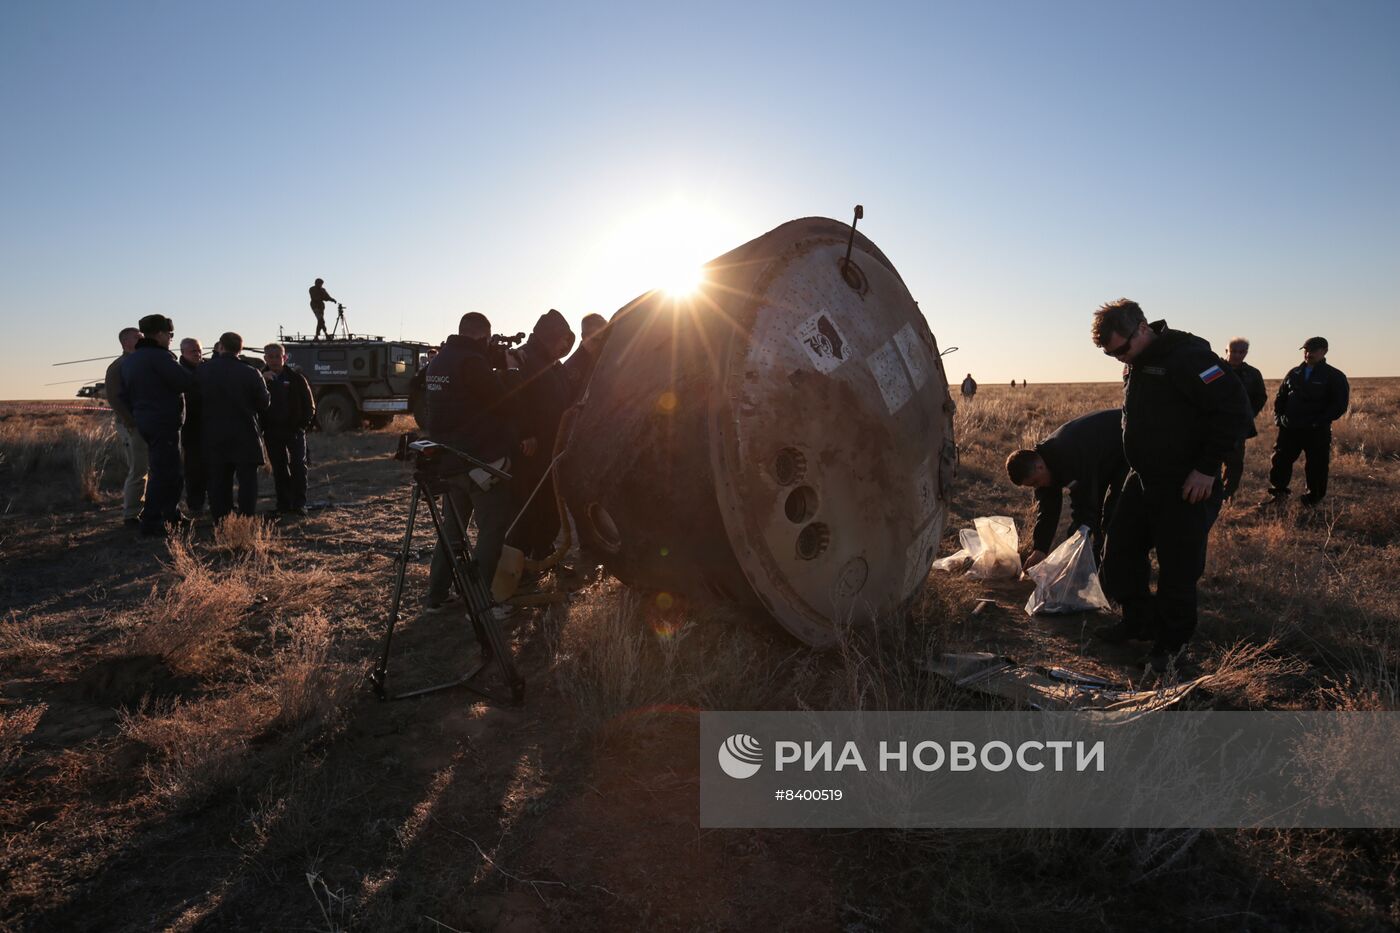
<box><xmin>421</xmin><ymin>307</ymin><xmax>608</xmax><ymax>616</ymax></box>
<box><xmin>1004</xmin><ymin>299</ymin><xmax>1349</xmax><ymax>672</ymax></box>
<box><xmin>106</xmin><ymin>314</ymin><xmax>316</xmax><ymax>537</ymax></box>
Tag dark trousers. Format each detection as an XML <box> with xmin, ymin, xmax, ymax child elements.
<box><xmin>427</xmin><ymin>474</ymin><xmax>515</xmax><ymax>605</ymax></box>
<box><xmin>1221</xmin><ymin>438</ymin><xmax>1248</xmax><ymax>500</ymax></box>
<box><xmin>1100</xmin><ymin>471</ymin><xmax>1222</xmax><ymax>651</ymax></box>
<box><xmin>1268</xmin><ymin>425</ymin><xmax>1331</xmax><ymax>501</ymax></box>
<box><xmin>312</xmin><ymin>304</ymin><xmax>328</xmax><ymax>339</ymax></box>
<box><xmin>507</xmin><ymin>456</ymin><xmax>561</xmax><ymax>561</ymax></box>
<box><xmin>182</xmin><ymin>428</ymin><xmax>206</xmax><ymax>512</ymax></box>
<box><xmin>207</xmin><ymin>460</ymin><xmax>260</xmax><ymax>522</ymax></box>
<box><xmin>138</xmin><ymin>425</ymin><xmax>184</xmax><ymax>532</ymax></box>
<box><xmin>266</xmin><ymin>430</ymin><xmax>308</xmax><ymax>511</ymax></box>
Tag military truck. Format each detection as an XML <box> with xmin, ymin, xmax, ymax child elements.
<box><xmin>282</xmin><ymin>334</ymin><xmax>433</xmax><ymax>434</ymax></box>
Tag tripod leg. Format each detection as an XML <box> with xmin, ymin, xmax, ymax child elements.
<box><xmin>425</xmin><ymin>490</ymin><xmax>525</xmax><ymax>702</ymax></box>
<box><xmin>371</xmin><ymin>482</ymin><xmax>420</xmax><ymax>697</ymax></box>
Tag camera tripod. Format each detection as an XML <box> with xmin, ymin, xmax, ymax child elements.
<box><xmin>330</xmin><ymin>302</ymin><xmax>350</xmax><ymax>339</ymax></box>
<box><xmin>370</xmin><ymin>440</ymin><xmax>525</xmax><ymax>704</ymax></box>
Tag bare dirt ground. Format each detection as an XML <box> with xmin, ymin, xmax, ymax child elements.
<box><xmin>1</xmin><ymin>381</ymin><xmax>1397</xmax><ymax>932</ymax></box>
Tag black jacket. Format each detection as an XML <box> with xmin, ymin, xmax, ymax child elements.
<box><xmin>1275</xmin><ymin>360</ymin><xmax>1349</xmax><ymax>429</ymax></box>
<box><xmin>1226</xmin><ymin>359</ymin><xmax>1267</xmax><ymax>439</ymax></box>
<box><xmin>1122</xmin><ymin>321</ymin><xmax>1253</xmax><ymax>492</ymax></box>
<box><xmin>563</xmin><ymin>345</ymin><xmax>598</xmax><ymax>402</ymax></box>
<box><xmin>120</xmin><ymin>339</ymin><xmax>195</xmax><ymax>433</ymax></box>
<box><xmin>197</xmin><ymin>353</ymin><xmax>271</xmax><ymax>465</ymax></box>
<box><xmin>424</xmin><ymin>334</ymin><xmax>519</xmax><ymax>462</ymax></box>
<box><xmin>514</xmin><ymin>337</ymin><xmax>574</xmax><ymax>450</ymax></box>
<box><xmin>264</xmin><ymin>365</ymin><xmax>316</xmax><ymax>435</ymax></box>
<box><xmin>180</xmin><ymin>357</ymin><xmax>203</xmax><ymax>440</ymax></box>
<box><xmin>1031</xmin><ymin>408</ymin><xmax>1128</xmax><ymax>553</ymax></box>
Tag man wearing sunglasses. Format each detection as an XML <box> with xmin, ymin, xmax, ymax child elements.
<box><xmin>1089</xmin><ymin>299</ymin><xmax>1253</xmax><ymax>672</ymax></box>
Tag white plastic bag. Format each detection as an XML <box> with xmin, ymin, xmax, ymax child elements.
<box><xmin>1023</xmin><ymin>525</ymin><xmax>1111</xmax><ymax>615</ymax></box>
<box><xmin>932</xmin><ymin>516</ymin><xmax>1022</xmax><ymax>580</ymax></box>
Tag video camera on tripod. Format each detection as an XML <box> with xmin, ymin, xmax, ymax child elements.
<box><xmin>487</xmin><ymin>331</ymin><xmax>526</xmax><ymax>369</ymax></box>
<box><xmin>373</xmin><ymin>436</ymin><xmax>523</xmax><ymax>704</ymax></box>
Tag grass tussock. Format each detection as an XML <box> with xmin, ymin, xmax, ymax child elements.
<box><xmin>0</xmin><ymin>612</ymin><xmax>64</xmax><ymax>664</ymax></box>
<box><xmin>211</xmin><ymin>513</ymin><xmax>277</xmax><ymax>558</ymax></box>
<box><xmin>0</xmin><ymin>415</ymin><xmax>121</xmax><ymax>510</ymax></box>
<box><xmin>258</xmin><ymin>611</ymin><xmax>357</xmax><ymax>737</ymax></box>
<box><xmin>0</xmin><ymin>704</ymin><xmax>46</xmax><ymax>779</ymax></box>
<box><xmin>123</xmin><ymin>537</ymin><xmax>255</xmax><ymax>676</ymax></box>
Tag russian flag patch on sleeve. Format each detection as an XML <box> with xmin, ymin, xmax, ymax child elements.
<box><xmin>1199</xmin><ymin>364</ymin><xmax>1225</xmax><ymax>384</ymax></box>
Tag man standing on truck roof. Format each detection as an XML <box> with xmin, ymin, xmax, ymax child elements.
<box><xmin>309</xmin><ymin>278</ymin><xmax>335</xmax><ymax>340</ymax></box>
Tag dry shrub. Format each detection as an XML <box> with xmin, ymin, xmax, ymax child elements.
<box><xmin>119</xmin><ymin>692</ymin><xmax>271</xmax><ymax>805</ymax></box>
<box><xmin>0</xmin><ymin>612</ymin><xmax>63</xmax><ymax>664</ymax></box>
<box><xmin>0</xmin><ymin>415</ymin><xmax>121</xmax><ymax>510</ymax></box>
<box><xmin>258</xmin><ymin>611</ymin><xmax>356</xmax><ymax>736</ymax></box>
<box><xmin>552</xmin><ymin>580</ymin><xmax>802</xmax><ymax>730</ymax></box>
<box><xmin>124</xmin><ymin>537</ymin><xmax>254</xmax><ymax>675</ymax></box>
<box><xmin>212</xmin><ymin>513</ymin><xmax>277</xmax><ymax>559</ymax></box>
<box><xmin>0</xmin><ymin>703</ymin><xmax>45</xmax><ymax>779</ymax></box>
<box><xmin>1201</xmin><ymin>638</ymin><xmax>1310</xmax><ymax>708</ymax></box>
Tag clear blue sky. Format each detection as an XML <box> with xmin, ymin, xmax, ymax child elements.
<box><xmin>3</xmin><ymin>0</ymin><xmax>1397</xmax><ymax>398</ymax></box>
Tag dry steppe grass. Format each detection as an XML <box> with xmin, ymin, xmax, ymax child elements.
<box><xmin>0</xmin><ymin>388</ymin><xmax>1396</xmax><ymax>931</ymax></box>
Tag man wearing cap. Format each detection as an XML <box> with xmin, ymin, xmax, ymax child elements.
<box><xmin>1089</xmin><ymin>299</ymin><xmax>1253</xmax><ymax>672</ymax></box>
<box><xmin>105</xmin><ymin>326</ymin><xmax>147</xmax><ymax>526</ymax></box>
<box><xmin>120</xmin><ymin>314</ymin><xmax>196</xmax><ymax>536</ymax></box>
<box><xmin>199</xmin><ymin>332</ymin><xmax>271</xmax><ymax>522</ymax></box>
<box><xmin>507</xmin><ymin>309</ymin><xmax>576</xmax><ymax>561</ymax></box>
<box><xmin>1264</xmin><ymin>337</ymin><xmax>1350</xmax><ymax>506</ymax></box>
<box><xmin>1220</xmin><ymin>337</ymin><xmax>1268</xmax><ymax>500</ymax></box>
<box><xmin>309</xmin><ymin>278</ymin><xmax>335</xmax><ymax>340</ymax></box>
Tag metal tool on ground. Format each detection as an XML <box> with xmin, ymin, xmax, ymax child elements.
<box><xmin>370</xmin><ymin>439</ymin><xmax>525</xmax><ymax>704</ymax></box>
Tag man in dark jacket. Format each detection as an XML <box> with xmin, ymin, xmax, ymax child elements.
<box><xmin>120</xmin><ymin>314</ymin><xmax>196</xmax><ymax>536</ymax></box>
<box><xmin>179</xmin><ymin>338</ymin><xmax>206</xmax><ymax>513</ymax></box>
<box><xmin>563</xmin><ymin>312</ymin><xmax>608</xmax><ymax>401</ymax></box>
<box><xmin>1220</xmin><ymin>337</ymin><xmax>1268</xmax><ymax>500</ymax></box>
<box><xmin>424</xmin><ymin>312</ymin><xmax>521</xmax><ymax>611</ymax></box>
<box><xmin>1265</xmin><ymin>337</ymin><xmax>1350</xmax><ymax>506</ymax></box>
<box><xmin>1005</xmin><ymin>408</ymin><xmax>1127</xmax><ymax>568</ymax></box>
<box><xmin>106</xmin><ymin>326</ymin><xmax>146</xmax><ymax>526</ymax></box>
<box><xmin>1090</xmin><ymin>299</ymin><xmax>1253</xmax><ymax>671</ymax></box>
<box><xmin>262</xmin><ymin>342</ymin><xmax>317</xmax><ymax>516</ymax></box>
<box><xmin>198</xmin><ymin>332</ymin><xmax>271</xmax><ymax>522</ymax></box>
<box><xmin>506</xmin><ymin>309</ymin><xmax>576</xmax><ymax>561</ymax></box>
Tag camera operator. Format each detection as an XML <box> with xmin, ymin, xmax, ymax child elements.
<box><xmin>506</xmin><ymin>309</ymin><xmax>576</xmax><ymax>561</ymax></box>
<box><xmin>423</xmin><ymin>312</ymin><xmax>521</xmax><ymax>616</ymax></box>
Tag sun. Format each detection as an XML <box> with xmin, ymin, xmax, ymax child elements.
<box><xmin>661</xmin><ymin>263</ymin><xmax>705</xmax><ymax>299</ymax></box>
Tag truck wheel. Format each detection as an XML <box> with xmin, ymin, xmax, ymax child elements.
<box><xmin>317</xmin><ymin>392</ymin><xmax>359</xmax><ymax>435</ymax></box>
<box><xmin>365</xmin><ymin>413</ymin><xmax>394</xmax><ymax>429</ymax></box>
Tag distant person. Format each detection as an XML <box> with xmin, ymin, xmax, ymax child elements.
<box><xmin>1005</xmin><ymin>408</ymin><xmax>1127</xmax><ymax>568</ymax></box>
<box><xmin>1089</xmin><ymin>299</ymin><xmax>1252</xmax><ymax>672</ymax></box>
<box><xmin>1021</xmin><ymin>379</ymin><xmax>1027</xmax><ymax>388</ymax></box>
<box><xmin>198</xmin><ymin>332</ymin><xmax>271</xmax><ymax>522</ymax></box>
<box><xmin>105</xmin><ymin>326</ymin><xmax>146</xmax><ymax>527</ymax></box>
<box><xmin>1219</xmin><ymin>337</ymin><xmax>1267</xmax><ymax>500</ymax></box>
<box><xmin>508</xmin><ymin>309</ymin><xmax>576</xmax><ymax>561</ymax></box>
<box><xmin>1010</xmin><ymin>379</ymin><xmax>1016</xmax><ymax>387</ymax></box>
<box><xmin>960</xmin><ymin>373</ymin><xmax>977</xmax><ymax>399</ymax></box>
<box><xmin>1263</xmin><ymin>337</ymin><xmax>1349</xmax><ymax>507</ymax></box>
<box><xmin>309</xmin><ymin>278</ymin><xmax>336</xmax><ymax>340</ymax></box>
<box><xmin>178</xmin><ymin>338</ymin><xmax>206</xmax><ymax>513</ymax></box>
<box><xmin>262</xmin><ymin>342</ymin><xmax>316</xmax><ymax>516</ymax></box>
<box><xmin>120</xmin><ymin>315</ymin><xmax>195</xmax><ymax>537</ymax></box>
<box><xmin>564</xmin><ymin>312</ymin><xmax>608</xmax><ymax>401</ymax></box>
